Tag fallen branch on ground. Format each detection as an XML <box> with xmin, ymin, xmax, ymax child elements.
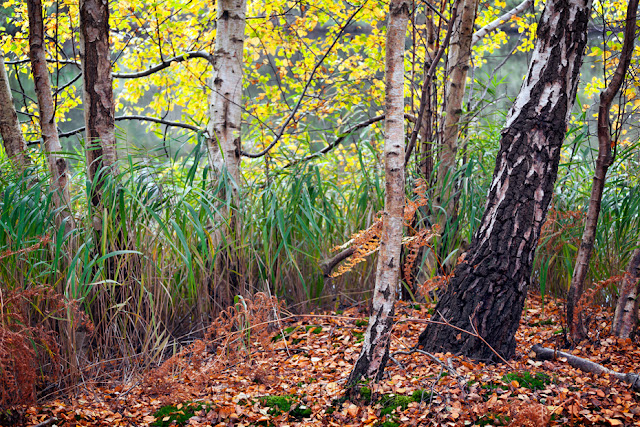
<box><xmin>531</xmin><ymin>344</ymin><xmax>640</xmax><ymax>391</ymax></box>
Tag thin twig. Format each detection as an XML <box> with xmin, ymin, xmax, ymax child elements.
<box><xmin>241</xmin><ymin>2</ymin><xmax>367</xmax><ymax>158</ymax></box>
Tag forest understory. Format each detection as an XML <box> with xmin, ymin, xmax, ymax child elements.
<box><xmin>9</xmin><ymin>293</ymin><xmax>640</xmax><ymax>427</ymax></box>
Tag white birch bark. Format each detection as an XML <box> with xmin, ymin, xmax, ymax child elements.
<box><xmin>347</xmin><ymin>0</ymin><xmax>409</xmax><ymax>386</ymax></box>
<box><xmin>206</xmin><ymin>0</ymin><xmax>246</xmax><ymax>189</ymax></box>
<box><xmin>418</xmin><ymin>0</ymin><xmax>592</xmax><ymax>361</ymax></box>
<box><xmin>612</xmin><ymin>247</ymin><xmax>640</xmax><ymax>339</ymax></box>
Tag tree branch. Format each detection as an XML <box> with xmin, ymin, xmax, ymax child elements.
<box><xmin>57</xmin><ymin>115</ymin><xmax>202</xmax><ymax>139</ymax></box>
<box><xmin>283</xmin><ymin>113</ymin><xmax>416</xmax><ymax>169</ymax></box>
<box><xmin>405</xmin><ymin>1</ymin><xmax>457</xmax><ymax>165</ymax></box>
<box><xmin>241</xmin><ymin>3</ymin><xmax>366</xmax><ymax>159</ymax></box>
<box><xmin>113</xmin><ymin>51</ymin><xmax>213</xmax><ymax>79</ymax></box>
<box><xmin>472</xmin><ymin>0</ymin><xmax>533</xmax><ymax>45</ymax></box>
<box><xmin>532</xmin><ymin>344</ymin><xmax>640</xmax><ymax>391</ymax></box>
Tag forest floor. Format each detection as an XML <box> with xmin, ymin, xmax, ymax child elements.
<box><xmin>22</xmin><ymin>293</ymin><xmax>640</xmax><ymax>426</ymax></box>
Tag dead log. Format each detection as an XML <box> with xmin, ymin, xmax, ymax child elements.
<box><xmin>531</xmin><ymin>344</ymin><xmax>640</xmax><ymax>391</ymax></box>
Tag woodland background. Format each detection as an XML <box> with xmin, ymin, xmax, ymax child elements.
<box><xmin>0</xmin><ymin>0</ymin><xmax>639</xmax><ymax>425</ymax></box>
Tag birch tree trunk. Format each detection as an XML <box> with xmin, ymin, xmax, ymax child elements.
<box><xmin>612</xmin><ymin>247</ymin><xmax>640</xmax><ymax>339</ymax></box>
<box><xmin>27</xmin><ymin>0</ymin><xmax>72</xmax><ymax>224</ymax></box>
<box><xmin>205</xmin><ymin>0</ymin><xmax>247</xmax><ymax>302</ymax></box>
<box><xmin>347</xmin><ymin>0</ymin><xmax>409</xmax><ymax>387</ymax></box>
<box><xmin>417</xmin><ymin>0</ymin><xmax>591</xmax><ymax>362</ymax></box>
<box><xmin>434</xmin><ymin>0</ymin><xmax>478</xmax><ymax>230</ymax></box>
<box><xmin>0</xmin><ymin>53</ymin><xmax>30</xmax><ymax>170</ymax></box>
<box><xmin>566</xmin><ymin>0</ymin><xmax>637</xmax><ymax>343</ymax></box>
<box><xmin>80</xmin><ymin>0</ymin><xmax>118</xmax><ymax>209</ymax></box>
<box><xmin>206</xmin><ymin>0</ymin><xmax>246</xmax><ymax>188</ymax></box>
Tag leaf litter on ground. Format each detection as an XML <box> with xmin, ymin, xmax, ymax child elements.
<box><xmin>20</xmin><ymin>293</ymin><xmax>640</xmax><ymax>426</ymax></box>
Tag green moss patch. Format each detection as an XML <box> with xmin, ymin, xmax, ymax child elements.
<box><xmin>501</xmin><ymin>371</ymin><xmax>552</xmax><ymax>391</ymax></box>
<box><xmin>258</xmin><ymin>394</ymin><xmax>311</xmax><ymax>419</ymax></box>
<box><xmin>152</xmin><ymin>402</ymin><xmax>210</xmax><ymax>427</ymax></box>
<box><xmin>475</xmin><ymin>413</ymin><xmax>510</xmax><ymax>426</ymax></box>
<box><xmin>378</xmin><ymin>390</ymin><xmax>431</xmax><ymax>416</ymax></box>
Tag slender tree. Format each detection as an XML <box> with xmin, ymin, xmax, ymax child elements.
<box><xmin>206</xmin><ymin>0</ymin><xmax>246</xmax><ymax>187</ymax></box>
<box><xmin>347</xmin><ymin>0</ymin><xmax>409</xmax><ymax>388</ymax></box>
<box><xmin>434</xmin><ymin>0</ymin><xmax>479</xmax><ymax>230</ymax></box>
<box><xmin>80</xmin><ymin>0</ymin><xmax>118</xmax><ymax>207</ymax></box>
<box><xmin>612</xmin><ymin>246</ymin><xmax>640</xmax><ymax>339</ymax></box>
<box><xmin>0</xmin><ymin>53</ymin><xmax>30</xmax><ymax>169</ymax></box>
<box><xmin>27</xmin><ymin>0</ymin><xmax>73</xmax><ymax>226</ymax></box>
<box><xmin>417</xmin><ymin>0</ymin><xmax>592</xmax><ymax>361</ymax></box>
<box><xmin>566</xmin><ymin>0</ymin><xmax>638</xmax><ymax>342</ymax></box>
<box><xmin>205</xmin><ymin>0</ymin><xmax>248</xmax><ymax>301</ymax></box>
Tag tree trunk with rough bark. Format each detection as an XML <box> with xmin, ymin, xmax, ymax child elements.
<box><xmin>612</xmin><ymin>247</ymin><xmax>640</xmax><ymax>339</ymax></box>
<box><xmin>417</xmin><ymin>0</ymin><xmax>591</xmax><ymax>362</ymax></box>
<box><xmin>0</xmin><ymin>53</ymin><xmax>30</xmax><ymax>170</ymax></box>
<box><xmin>206</xmin><ymin>0</ymin><xmax>246</xmax><ymax>187</ymax></box>
<box><xmin>80</xmin><ymin>0</ymin><xmax>118</xmax><ymax>208</ymax></box>
<box><xmin>434</xmin><ymin>0</ymin><xmax>478</xmax><ymax>230</ymax></box>
<box><xmin>566</xmin><ymin>0</ymin><xmax>637</xmax><ymax>343</ymax></box>
<box><xmin>27</xmin><ymin>0</ymin><xmax>72</xmax><ymax>224</ymax></box>
<box><xmin>347</xmin><ymin>0</ymin><xmax>409</xmax><ymax>388</ymax></box>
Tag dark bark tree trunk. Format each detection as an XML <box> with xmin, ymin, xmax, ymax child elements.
<box><xmin>80</xmin><ymin>0</ymin><xmax>118</xmax><ymax>208</ymax></box>
<box><xmin>612</xmin><ymin>247</ymin><xmax>640</xmax><ymax>339</ymax></box>
<box><xmin>0</xmin><ymin>53</ymin><xmax>30</xmax><ymax>170</ymax></box>
<box><xmin>347</xmin><ymin>0</ymin><xmax>409</xmax><ymax>388</ymax></box>
<box><xmin>566</xmin><ymin>0</ymin><xmax>637</xmax><ymax>343</ymax></box>
<box><xmin>417</xmin><ymin>0</ymin><xmax>591</xmax><ymax>362</ymax></box>
<box><xmin>27</xmin><ymin>0</ymin><xmax>73</xmax><ymax>226</ymax></box>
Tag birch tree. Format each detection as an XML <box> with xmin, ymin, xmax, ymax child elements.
<box><xmin>80</xmin><ymin>0</ymin><xmax>118</xmax><ymax>208</ymax></box>
<box><xmin>417</xmin><ymin>0</ymin><xmax>592</xmax><ymax>361</ymax></box>
<box><xmin>347</xmin><ymin>0</ymin><xmax>409</xmax><ymax>388</ymax></box>
<box><xmin>27</xmin><ymin>0</ymin><xmax>73</xmax><ymax>227</ymax></box>
<box><xmin>206</xmin><ymin>0</ymin><xmax>246</xmax><ymax>188</ymax></box>
<box><xmin>205</xmin><ymin>0</ymin><xmax>248</xmax><ymax>300</ymax></box>
<box><xmin>0</xmin><ymin>53</ymin><xmax>30</xmax><ymax>170</ymax></box>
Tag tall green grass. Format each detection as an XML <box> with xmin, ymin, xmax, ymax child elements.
<box><xmin>0</xmin><ymin>103</ymin><xmax>638</xmax><ymax>389</ymax></box>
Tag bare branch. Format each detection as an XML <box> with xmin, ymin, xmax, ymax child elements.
<box><xmin>405</xmin><ymin>1</ymin><xmax>458</xmax><ymax>165</ymax></box>
<box><xmin>472</xmin><ymin>0</ymin><xmax>533</xmax><ymax>45</ymax></box>
<box><xmin>532</xmin><ymin>344</ymin><xmax>640</xmax><ymax>391</ymax></box>
<box><xmin>57</xmin><ymin>115</ymin><xmax>202</xmax><ymax>139</ymax></box>
<box><xmin>284</xmin><ymin>113</ymin><xmax>416</xmax><ymax>168</ymax></box>
<box><xmin>241</xmin><ymin>3</ymin><xmax>366</xmax><ymax>159</ymax></box>
<box><xmin>417</xmin><ymin>0</ymin><xmax>449</xmax><ymax>24</ymax></box>
<box><xmin>113</xmin><ymin>51</ymin><xmax>213</xmax><ymax>79</ymax></box>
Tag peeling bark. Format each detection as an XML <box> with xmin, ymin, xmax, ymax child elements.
<box><xmin>566</xmin><ymin>0</ymin><xmax>638</xmax><ymax>343</ymax></box>
<box><xmin>612</xmin><ymin>247</ymin><xmax>640</xmax><ymax>339</ymax></box>
<box><xmin>0</xmin><ymin>53</ymin><xmax>30</xmax><ymax>169</ymax></box>
<box><xmin>347</xmin><ymin>0</ymin><xmax>409</xmax><ymax>387</ymax></box>
<box><xmin>27</xmin><ymin>0</ymin><xmax>72</xmax><ymax>224</ymax></box>
<box><xmin>80</xmin><ymin>0</ymin><xmax>118</xmax><ymax>206</ymax></box>
<box><xmin>418</xmin><ymin>0</ymin><xmax>591</xmax><ymax>362</ymax></box>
